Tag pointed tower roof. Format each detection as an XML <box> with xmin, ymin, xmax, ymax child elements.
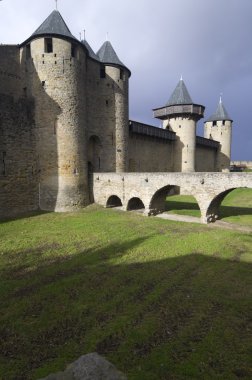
<box><xmin>81</xmin><ymin>39</ymin><xmax>99</xmax><ymax>61</ymax></box>
<box><xmin>97</xmin><ymin>41</ymin><xmax>131</xmax><ymax>75</ymax></box>
<box><xmin>206</xmin><ymin>97</ymin><xmax>233</xmax><ymax>122</ymax></box>
<box><xmin>153</xmin><ymin>77</ymin><xmax>204</xmax><ymax>120</ymax></box>
<box><xmin>21</xmin><ymin>10</ymin><xmax>77</xmax><ymax>45</ymax></box>
<box><xmin>32</xmin><ymin>10</ymin><xmax>76</xmax><ymax>40</ymax></box>
<box><xmin>166</xmin><ymin>78</ymin><xmax>193</xmax><ymax>106</ymax></box>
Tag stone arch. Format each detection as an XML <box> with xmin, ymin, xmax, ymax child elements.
<box><xmin>88</xmin><ymin>135</ymin><xmax>102</xmax><ymax>171</ymax></box>
<box><xmin>106</xmin><ymin>195</ymin><xmax>123</xmax><ymax>208</ymax></box>
<box><xmin>149</xmin><ymin>185</ymin><xmax>179</xmax><ymax>215</ymax></box>
<box><xmin>206</xmin><ymin>187</ymin><xmax>252</xmax><ymax>223</ymax></box>
<box><xmin>127</xmin><ymin>197</ymin><xmax>145</xmax><ymax>211</ymax></box>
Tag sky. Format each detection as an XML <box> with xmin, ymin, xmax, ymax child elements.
<box><xmin>0</xmin><ymin>0</ymin><xmax>251</xmax><ymax>160</ymax></box>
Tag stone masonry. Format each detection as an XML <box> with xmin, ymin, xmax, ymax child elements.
<box><xmin>93</xmin><ymin>172</ymin><xmax>252</xmax><ymax>223</ymax></box>
<box><xmin>0</xmin><ymin>8</ymin><xmax>249</xmax><ymax>220</ymax></box>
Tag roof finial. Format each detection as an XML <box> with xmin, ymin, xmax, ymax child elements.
<box><xmin>219</xmin><ymin>92</ymin><xmax>223</xmax><ymax>103</ymax></box>
<box><xmin>55</xmin><ymin>0</ymin><xmax>58</xmax><ymax>10</ymax></box>
<box><xmin>79</xmin><ymin>32</ymin><xmax>82</xmax><ymax>41</ymax></box>
<box><xmin>180</xmin><ymin>74</ymin><xmax>183</xmax><ymax>81</ymax></box>
<box><xmin>83</xmin><ymin>29</ymin><xmax>86</xmax><ymax>41</ymax></box>
<box><xmin>106</xmin><ymin>32</ymin><xmax>109</xmax><ymax>41</ymax></box>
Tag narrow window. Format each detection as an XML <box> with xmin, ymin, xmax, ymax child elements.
<box><xmin>222</xmin><ymin>120</ymin><xmax>225</xmax><ymax>126</ymax></box>
<box><xmin>213</xmin><ymin>121</ymin><xmax>217</xmax><ymax>126</ymax></box>
<box><xmin>26</xmin><ymin>44</ymin><xmax>31</xmax><ymax>59</ymax></box>
<box><xmin>106</xmin><ymin>100</ymin><xmax>109</xmax><ymax>106</ymax></box>
<box><xmin>41</xmin><ymin>81</ymin><xmax>45</xmax><ymax>87</ymax></box>
<box><xmin>2</xmin><ymin>152</ymin><xmax>6</xmax><ymax>175</ymax></box>
<box><xmin>45</xmin><ymin>38</ymin><xmax>53</xmax><ymax>53</ymax></box>
<box><xmin>120</xmin><ymin>68</ymin><xmax>124</xmax><ymax>80</ymax></box>
<box><xmin>100</xmin><ymin>67</ymin><xmax>106</xmax><ymax>78</ymax></box>
<box><xmin>54</xmin><ymin>119</ymin><xmax>58</xmax><ymax>135</ymax></box>
<box><xmin>71</xmin><ymin>44</ymin><xmax>77</xmax><ymax>58</ymax></box>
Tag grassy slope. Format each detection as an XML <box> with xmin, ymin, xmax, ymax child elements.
<box><xmin>0</xmin><ymin>206</ymin><xmax>252</xmax><ymax>379</ymax></box>
<box><xmin>166</xmin><ymin>188</ymin><xmax>252</xmax><ymax>225</ymax></box>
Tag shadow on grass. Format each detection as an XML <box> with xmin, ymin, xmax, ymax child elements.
<box><xmin>1</xmin><ymin>234</ymin><xmax>252</xmax><ymax>380</ymax></box>
<box><xmin>219</xmin><ymin>205</ymin><xmax>252</xmax><ymax>218</ymax></box>
<box><xmin>165</xmin><ymin>200</ymin><xmax>200</xmax><ymax>212</ymax></box>
<box><xmin>0</xmin><ymin>210</ymin><xmax>52</xmax><ymax>224</ymax></box>
<box><xmin>165</xmin><ymin>200</ymin><xmax>252</xmax><ymax>220</ymax></box>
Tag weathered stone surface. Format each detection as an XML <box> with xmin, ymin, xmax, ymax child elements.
<box><xmin>38</xmin><ymin>353</ymin><xmax>127</xmax><ymax>380</ymax></box>
<box><xmin>93</xmin><ymin>172</ymin><xmax>252</xmax><ymax>223</ymax></box>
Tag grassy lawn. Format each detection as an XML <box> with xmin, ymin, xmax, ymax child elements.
<box><xmin>166</xmin><ymin>188</ymin><xmax>252</xmax><ymax>225</ymax></box>
<box><xmin>0</xmin><ymin>206</ymin><xmax>252</xmax><ymax>379</ymax></box>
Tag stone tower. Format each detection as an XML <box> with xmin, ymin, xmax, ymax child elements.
<box><xmin>153</xmin><ymin>78</ymin><xmax>205</xmax><ymax>172</ymax></box>
<box><xmin>204</xmin><ymin>97</ymin><xmax>233</xmax><ymax>172</ymax></box>
<box><xmin>97</xmin><ymin>41</ymin><xmax>130</xmax><ymax>172</ymax></box>
<box><xmin>20</xmin><ymin>10</ymin><xmax>90</xmax><ymax>211</ymax></box>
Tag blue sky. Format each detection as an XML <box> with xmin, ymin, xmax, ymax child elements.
<box><xmin>0</xmin><ymin>0</ymin><xmax>251</xmax><ymax>160</ymax></box>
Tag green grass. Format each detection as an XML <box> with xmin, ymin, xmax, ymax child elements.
<box><xmin>166</xmin><ymin>188</ymin><xmax>252</xmax><ymax>225</ymax></box>
<box><xmin>0</xmin><ymin>206</ymin><xmax>252</xmax><ymax>379</ymax></box>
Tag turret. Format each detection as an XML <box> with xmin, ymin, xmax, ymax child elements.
<box><xmin>20</xmin><ymin>10</ymin><xmax>89</xmax><ymax>211</ymax></box>
<box><xmin>204</xmin><ymin>97</ymin><xmax>233</xmax><ymax>172</ymax></box>
<box><xmin>97</xmin><ymin>41</ymin><xmax>130</xmax><ymax>172</ymax></box>
<box><xmin>153</xmin><ymin>78</ymin><xmax>205</xmax><ymax>172</ymax></box>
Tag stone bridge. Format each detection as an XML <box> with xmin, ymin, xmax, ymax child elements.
<box><xmin>93</xmin><ymin>172</ymin><xmax>252</xmax><ymax>223</ymax></box>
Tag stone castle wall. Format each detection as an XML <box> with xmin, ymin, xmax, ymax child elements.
<box><xmin>0</xmin><ymin>94</ymin><xmax>38</xmax><ymax>217</ymax></box>
<box><xmin>128</xmin><ymin>134</ymin><xmax>175</xmax><ymax>172</ymax></box>
<box><xmin>0</xmin><ymin>45</ymin><xmax>22</xmax><ymax>98</ymax></box>
<box><xmin>231</xmin><ymin>161</ymin><xmax>252</xmax><ymax>169</ymax></box>
<box><xmin>204</xmin><ymin>120</ymin><xmax>232</xmax><ymax>172</ymax></box>
<box><xmin>0</xmin><ymin>45</ymin><xmax>38</xmax><ymax>218</ymax></box>
<box><xmin>0</xmin><ymin>33</ymin><xmax>235</xmax><ymax>219</ymax></box>
<box><xmin>163</xmin><ymin>117</ymin><xmax>197</xmax><ymax>172</ymax></box>
<box><xmin>22</xmin><ymin>37</ymin><xmax>89</xmax><ymax>211</ymax></box>
<box><xmin>195</xmin><ymin>145</ymin><xmax>217</xmax><ymax>172</ymax></box>
<box><xmin>86</xmin><ymin>63</ymin><xmax>129</xmax><ymax>173</ymax></box>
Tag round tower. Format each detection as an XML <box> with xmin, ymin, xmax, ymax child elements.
<box><xmin>20</xmin><ymin>10</ymin><xmax>89</xmax><ymax>211</ymax></box>
<box><xmin>153</xmin><ymin>78</ymin><xmax>205</xmax><ymax>172</ymax></box>
<box><xmin>204</xmin><ymin>97</ymin><xmax>233</xmax><ymax>172</ymax></box>
<box><xmin>97</xmin><ymin>41</ymin><xmax>130</xmax><ymax>173</ymax></box>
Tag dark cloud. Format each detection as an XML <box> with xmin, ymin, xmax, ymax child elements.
<box><xmin>0</xmin><ymin>0</ymin><xmax>251</xmax><ymax>159</ymax></box>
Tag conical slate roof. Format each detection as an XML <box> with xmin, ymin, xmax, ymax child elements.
<box><xmin>166</xmin><ymin>78</ymin><xmax>193</xmax><ymax>106</ymax></box>
<box><xmin>32</xmin><ymin>10</ymin><xmax>77</xmax><ymax>40</ymax></box>
<box><xmin>97</xmin><ymin>41</ymin><xmax>126</xmax><ymax>67</ymax></box>
<box><xmin>81</xmin><ymin>39</ymin><xmax>99</xmax><ymax>61</ymax></box>
<box><xmin>206</xmin><ymin>98</ymin><xmax>232</xmax><ymax>122</ymax></box>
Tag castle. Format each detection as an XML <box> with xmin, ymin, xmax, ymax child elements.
<box><xmin>0</xmin><ymin>9</ymin><xmax>233</xmax><ymax>218</ymax></box>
